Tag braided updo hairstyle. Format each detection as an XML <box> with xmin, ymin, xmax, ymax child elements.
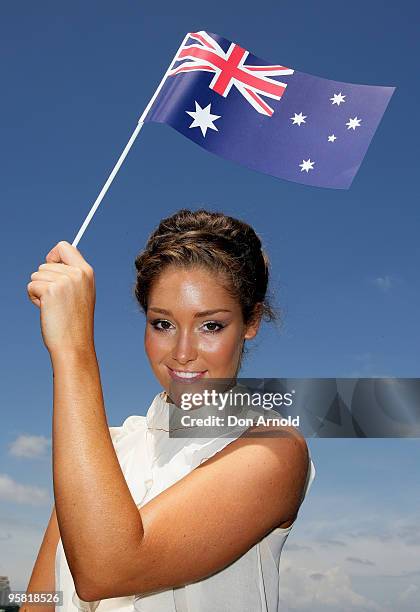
<box><xmin>134</xmin><ymin>209</ymin><xmax>277</xmax><ymax>331</ymax></box>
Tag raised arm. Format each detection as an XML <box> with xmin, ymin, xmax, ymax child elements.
<box><xmin>27</xmin><ymin>240</ymin><xmax>309</xmax><ymax>604</ymax></box>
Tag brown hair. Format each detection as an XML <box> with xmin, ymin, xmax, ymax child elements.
<box><xmin>134</xmin><ymin>209</ymin><xmax>278</xmax><ymax>327</ymax></box>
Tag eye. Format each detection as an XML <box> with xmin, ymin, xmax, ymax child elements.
<box><xmin>201</xmin><ymin>321</ymin><xmax>225</xmax><ymax>334</ymax></box>
<box><xmin>150</xmin><ymin>319</ymin><xmax>174</xmax><ymax>332</ymax></box>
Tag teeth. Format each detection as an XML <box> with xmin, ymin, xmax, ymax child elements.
<box><xmin>172</xmin><ymin>370</ymin><xmax>203</xmax><ymax>378</ymax></box>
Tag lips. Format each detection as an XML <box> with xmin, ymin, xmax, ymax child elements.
<box><xmin>167</xmin><ymin>366</ymin><xmax>207</xmax><ymax>382</ymax></box>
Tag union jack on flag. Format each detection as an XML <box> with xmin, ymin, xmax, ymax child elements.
<box><xmin>167</xmin><ymin>31</ymin><xmax>294</xmax><ymax>117</ymax></box>
<box><xmin>142</xmin><ymin>30</ymin><xmax>395</xmax><ymax>189</ymax></box>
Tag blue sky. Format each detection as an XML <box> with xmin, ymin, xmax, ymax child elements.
<box><xmin>1</xmin><ymin>2</ymin><xmax>419</xmax><ymax>609</ymax></box>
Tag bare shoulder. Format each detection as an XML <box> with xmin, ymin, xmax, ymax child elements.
<box><xmin>247</xmin><ymin>420</ymin><xmax>308</xmax><ymax>460</ymax></box>
<box><xmin>201</xmin><ymin>419</ymin><xmax>309</xmax><ymax>473</ymax></box>
<box><xmin>196</xmin><ymin>420</ymin><xmax>310</xmax><ymax>528</ymax></box>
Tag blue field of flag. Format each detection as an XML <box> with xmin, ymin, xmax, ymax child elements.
<box><xmin>143</xmin><ymin>30</ymin><xmax>395</xmax><ymax>189</ymax></box>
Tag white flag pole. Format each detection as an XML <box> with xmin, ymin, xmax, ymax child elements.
<box><xmin>72</xmin><ymin>121</ymin><xmax>144</xmax><ymax>247</ymax></box>
<box><xmin>72</xmin><ymin>32</ymin><xmax>190</xmax><ymax>248</ymax></box>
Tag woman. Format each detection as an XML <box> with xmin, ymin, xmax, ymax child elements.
<box><xmin>25</xmin><ymin>208</ymin><xmax>315</xmax><ymax>612</ymax></box>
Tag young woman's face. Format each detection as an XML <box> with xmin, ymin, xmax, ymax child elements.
<box><xmin>144</xmin><ymin>265</ymin><xmax>260</xmax><ymax>396</ymax></box>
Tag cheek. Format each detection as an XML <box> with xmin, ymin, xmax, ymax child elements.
<box><xmin>144</xmin><ymin>328</ymin><xmax>168</xmax><ymax>363</ymax></box>
<box><xmin>198</xmin><ymin>328</ymin><xmax>243</xmax><ymax>362</ymax></box>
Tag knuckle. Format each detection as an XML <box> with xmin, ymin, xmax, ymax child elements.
<box><xmin>81</xmin><ymin>265</ymin><xmax>93</xmax><ymax>280</ymax></box>
<box><xmin>47</xmin><ymin>283</ymin><xmax>58</xmax><ymax>298</ymax></box>
<box><xmin>69</xmin><ymin>267</ymin><xmax>84</xmax><ymax>282</ymax></box>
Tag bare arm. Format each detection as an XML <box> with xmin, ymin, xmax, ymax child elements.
<box><xmin>97</xmin><ymin>424</ymin><xmax>309</xmax><ymax>601</ymax></box>
<box><xmin>22</xmin><ymin>504</ymin><xmax>61</xmax><ymax>611</ymax></box>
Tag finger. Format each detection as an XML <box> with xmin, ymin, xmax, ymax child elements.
<box><xmin>29</xmin><ymin>295</ymin><xmax>41</xmax><ymax>308</ymax></box>
<box><xmin>30</xmin><ymin>269</ymin><xmax>62</xmax><ymax>283</ymax></box>
<box><xmin>45</xmin><ymin>241</ymin><xmax>90</xmax><ymax>270</ymax></box>
<box><xmin>37</xmin><ymin>262</ymin><xmax>82</xmax><ymax>278</ymax></box>
<box><xmin>27</xmin><ymin>280</ymin><xmax>49</xmax><ymax>307</ymax></box>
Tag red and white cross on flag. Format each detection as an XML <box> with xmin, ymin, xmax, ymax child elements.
<box><xmin>168</xmin><ymin>31</ymin><xmax>294</xmax><ymax>116</ymax></box>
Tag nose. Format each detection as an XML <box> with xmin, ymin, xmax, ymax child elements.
<box><xmin>171</xmin><ymin>329</ymin><xmax>198</xmax><ymax>365</ymax></box>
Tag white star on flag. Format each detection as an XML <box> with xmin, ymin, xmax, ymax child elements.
<box><xmin>299</xmin><ymin>158</ymin><xmax>315</xmax><ymax>172</ymax></box>
<box><xmin>330</xmin><ymin>92</ymin><xmax>346</xmax><ymax>106</ymax></box>
<box><xmin>186</xmin><ymin>101</ymin><xmax>221</xmax><ymax>137</ymax></box>
<box><xmin>328</xmin><ymin>134</ymin><xmax>337</xmax><ymax>142</ymax></box>
<box><xmin>346</xmin><ymin>116</ymin><xmax>362</xmax><ymax>130</ymax></box>
<box><xmin>291</xmin><ymin>112</ymin><xmax>307</xmax><ymax>126</ymax></box>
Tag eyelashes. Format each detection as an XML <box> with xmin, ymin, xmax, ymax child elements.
<box><xmin>201</xmin><ymin>321</ymin><xmax>225</xmax><ymax>334</ymax></box>
<box><xmin>149</xmin><ymin>319</ymin><xmax>226</xmax><ymax>334</ymax></box>
<box><xmin>150</xmin><ymin>319</ymin><xmax>172</xmax><ymax>332</ymax></box>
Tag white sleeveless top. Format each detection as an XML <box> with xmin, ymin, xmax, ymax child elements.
<box><xmin>55</xmin><ymin>389</ymin><xmax>316</xmax><ymax>612</ymax></box>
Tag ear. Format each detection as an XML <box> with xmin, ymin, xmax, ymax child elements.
<box><xmin>244</xmin><ymin>303</ymin><xmax>263</xmax><ymax>340</ymax></box>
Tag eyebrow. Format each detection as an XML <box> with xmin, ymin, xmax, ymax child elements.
<box><xmin>148</xmin><ymin>307</ymin><xmax>232</xmax><ymax>318</ymax></box>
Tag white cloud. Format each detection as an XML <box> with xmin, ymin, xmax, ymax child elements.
<box><xmin>373</xmin><ymin>275</ymin><xmax>393</xmax><ymax>291</ymax></box>
<box><xmin>398</xmin><ymin>583</ymin><xmax>419</xmax><ymax>604</ymax></box>
<box><xmin>280</xmin><ymin>563</ymin><xmax>386</xmax><ymax>611</ymax></box>
<box><xmin>9</xmin><ymin>434</ymin><xmax>51</xmax><ymax>458</ymax></box>
<box><xmin>282</xmin><ymin>511</ymin><xmax>420</xmax><ymax>610</ymax></box>
<box><xmin>0</xmin><ymin>473</ymin><xmax>50</xmax><ymax>506</ymax></box>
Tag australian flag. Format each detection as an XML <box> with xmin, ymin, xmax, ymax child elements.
<box><xmin>142</xmin><ymin>31</ymin><xmax>395</xmax><ymax>189</ymax></box>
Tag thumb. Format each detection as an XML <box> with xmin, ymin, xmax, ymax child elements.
<box><xmin>45</xmin><ymin>241</ymin><xmax>87</xmax><ymax>267</ymax></box>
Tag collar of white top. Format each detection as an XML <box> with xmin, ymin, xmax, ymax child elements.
<box><xmin>145</xmin><ymin>383</ymin><xmax>258</xmax><ymax>433</ymax></box>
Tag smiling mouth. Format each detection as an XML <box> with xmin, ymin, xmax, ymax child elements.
<box><xmin>167</xmin><ymin>367</ymin><xmax>208</xmax><ymax>382</ymax></box>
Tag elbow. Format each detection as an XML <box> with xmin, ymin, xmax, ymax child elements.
<box><xmin>74</xmin><ymin>567</ymin><xmax>106</xmax><ymax>603</ymax></box>
<box><xmin>74</xmin><ymin>580</ymin><xmax>101</xmax><ymax>604</ymax></box>
<box><xmin>73</xmin><ymin>565</ymin><xmax>130</xmax><ymax>602</ymax></box>
<box><xmin>73</xmin><ymin>539</ymin><xmax>145</xmax><ymax>601</ymax></box>
<box><xmin>75</xmin><ymin>579</ymin><xmax>131</xmax><ymax>603</ymax></box>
